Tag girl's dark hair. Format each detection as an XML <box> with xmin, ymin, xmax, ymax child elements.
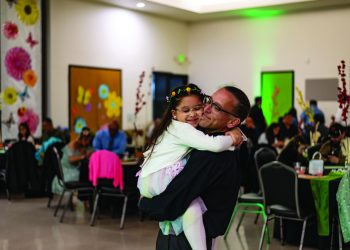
<box><xmin>266</xmin><ymin>122</ymin><xmax>280</xmax><ymax>145</ymax></box>
<box><xmin>18</xmin><ymin>122</ymin><xmax>31</xmax><ymax>140</ymax></box>
<box><xmin>145</xmin><ymin>83</ymin><xmax>204</xmax><ymax>158</ymax></box>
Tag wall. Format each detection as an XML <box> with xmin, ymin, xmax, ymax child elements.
<box><xmin>48</xmin><ymin>0</ymin><xmax>189</xmax><ymax>130</ymax></box>
<box><xmin>188</xmin><ymin>7</ymin><xmax>350</xmax><ymax>124</ymax></box>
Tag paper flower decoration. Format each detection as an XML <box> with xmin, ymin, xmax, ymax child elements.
<box><xmin>16</xmin><ymin>0</ymin><xmax>39</xmax><ymax>26</ymax></box>
<box><xmin>104</xmin><ymin>91</ymin><xmax>122</xmax><ymax>118</ymax></box>
<box><xmin>18</xmin><ymin>108</ymin><xmax>39</xmax><ymax>134</ymax></box>
<box><xmin>337</xmin><ymin>60</ymin><xmax>350</xmax><ymax>122</ymax></box>
<box><xmin>3</xmin><ymin>87</ymin><xmax>18</xmax><ymax>105</ymax></box>
<box><xmin>74</xmin><ymin>117</ymin><xmax>87</xmax><ymax>134</ymax></box>
<box><xmin>26</xmin><ymin>32</ymin><xmax>38</xmax><ymax>48</ymax></box>
<box><xmin>23</xmin><ymin>69</ymin><xmax>37</xmax><ymax>87</ymax></box>
<box><xmin>5</xmin><ymin>47</ymin><xmax>32</xmax><ymax>81</ymax></box>
<box><xmin>17</xmin><ymin>106</ymin><xmax>27</xmax><ymax>116</ymax></box>
<box><xmin>98</xmin><ymin>84</ymin><xmax>109</xmax><ymax>99</ymax></box>
<box><xmin>3</xmin><ymin>22</ymin><xmax>19</xmax><ymax>39</ymax></box>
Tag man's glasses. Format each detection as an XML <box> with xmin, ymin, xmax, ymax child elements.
<box><xmin>203</xmin><ymin>95</ymin><xmax>238</xmax><ymax>117</ymax></box>
<box><xmin>175</xmin><ymin>104</ymin><xmax>204</xmax><ymax>114</ymax></box>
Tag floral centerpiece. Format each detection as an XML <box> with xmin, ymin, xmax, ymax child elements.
<box><xmin>337</xmin><ymin>60</ymin><xmax>350</xmax><ymax>168</ymax></box>
<box><xmin>133</xmin><ymin>71</ymin><xmax>147</xmax><ymax>156</ymax></box>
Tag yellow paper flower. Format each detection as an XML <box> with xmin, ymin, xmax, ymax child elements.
<box><xmin>186</xmin><ymin>87</ymin><xmax>191</xmax><ymax>93</ymax></box>
<box><xmin>171</xmin><ymin>91</ymin><xmax>176</xmax><ymax>97</ymax></box>
<box><xmin>16</xmin><ymin>0</ymin><xmax>39</xmax><ymax>26</ymax></box>
<box><xmin>23</xmin><ymin>69</ymin><xmax>37</xmax><ymax>87</ymax></box>
<box><xmin>104</xmin><ymin>91</ymin><xmax>122</xmax><ymax>118</ymax></box>
<box><xmin>3</xmin><ymin>87</ymin><xmax>18</xmax><ymax>105</ymax></box>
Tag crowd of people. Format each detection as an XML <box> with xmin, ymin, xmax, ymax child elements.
<box><xmin>4</xmin><ymin>83</ymin><xmax>347</xmax><ymax>250</ymax></box>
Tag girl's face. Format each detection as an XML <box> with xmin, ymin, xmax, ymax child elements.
<box><xmin>19</xmin><ymin>125</ymin><xmax>27</xmax><ymax>136</ymax></box>
<box><xmin>172</xmin><ymin>95</ymin><xmax>204</xmax><ymax>127</ymax></box>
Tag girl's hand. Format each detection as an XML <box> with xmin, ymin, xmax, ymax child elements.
<box><xmin>225</xmin><ymin>128</ymin><xmax>244</xmax><ymax>146</ymax></box>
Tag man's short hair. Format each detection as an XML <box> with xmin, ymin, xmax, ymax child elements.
<box><xmin>223</xmin><ymin>86</ymin><xmax>251</xmax><ymax>122</ymax></box>
<box><xmin>254</xmin><ymin>96</ymin><xmax>262</xmax><ymax>104</ymax></box>
<box><xmin>310</xmin><ymin>100</ymin><xmax>317</xmax><ymax>106</ymax></box>
<box><xmin>328</xmin><ymin>123</ymin><xmax>344</xmax><ymax>138</ymax></box>
<box><xmin>43</xmin><ymin>117</ymin><xmax>53</xmax><ymax>124</ymax></box>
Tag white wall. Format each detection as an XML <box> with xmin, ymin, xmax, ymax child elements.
<box><xmin>188</xmin><ymin>8</ymin><xmax>350</xmax><ymax>125</ymax></box>
<box><xmin>48</xmin><ymin>0</ymin><xmax>189</xmax><ymax>130</ymax></box>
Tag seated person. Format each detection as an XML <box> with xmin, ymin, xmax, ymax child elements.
<box><xmin>319</xmin><ymin>123</ymin><xmax>346</xmax><ymax>165</ymax></box>
<box><xmin>92</xmin><ymin>120</ymin><xmax>127</xmax><ymax>156</ymax></box>
<box><xmin>258</xmin><ymin>122</ymin><xmax>284</xmax><ymax>153</ymax></box>
<box><xmin>279</xmin><ymin>112</ymin><xmax>299</xmax><ymax>141</ymax></box>
<box><xmin>17</xmin><ymin>122</ymin><xmax>35</xmax><ymax>145</ymax></box>
<box><xmin>41</xmin><ymin>117</ymin><xmax>65</xmax><ymax>144</ymax></box>
<box><xmin>303</xmin><ymin>113</ymin><xmax>329</xmax><ymax>145</ymax></box>
<box><xmin>278</xmin><ymin>135</ymin><xmax>308</xmax><ymax>168</ymax></box>
<box><xmin>51</xmin><ymin>128</ymin><xmax>93</xmax><ymax>194</ymax></box>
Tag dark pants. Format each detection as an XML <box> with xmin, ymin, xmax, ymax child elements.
<box><xmin>156</xmin><ymin>230</ymin><xmax>212</xmax><ymax>250</ymax></box>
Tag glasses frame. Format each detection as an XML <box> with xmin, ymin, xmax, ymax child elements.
<box><xmin>203</xmin><ymin>95</ymin><xmax>238</xmax><ymax>117</ymax></box>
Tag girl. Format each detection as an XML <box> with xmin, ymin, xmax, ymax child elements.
<box><xmin>138</xmin><ymin>84</ymin><xmax>244</xmax><ymax>250</ymax></box>
<box><xmin>18</xmin><ymin>122</ymin><xmax>35</xmax><ymax>145</ymax></box>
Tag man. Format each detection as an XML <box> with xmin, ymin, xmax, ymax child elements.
<box><xmin>319</xmin><ymin>123</ymin><xmax>346</xmax><ymax>165</ymax></box>
<box><xmin>92</xmin><ymin>119</ymin><xmax>127</xmax><ymax>156</ymax></box>
<box><xmin>41</xmin><ymin>117</ymin><xmax>65</xmax><ymax>143</ymax></box>
<box><xmin>249</xmin><ymin>96</ymin><xmax>266</xmax><ymax>137</ymax></box>
<box><xmin>300</xmin><ymin>99</ymin><xmax>325</xmax><ymax>128</ymax></box>
<box><xmin>139</xmin><ymin>86</ymin><xmax>250</xmax><ymax>249</ymax></box>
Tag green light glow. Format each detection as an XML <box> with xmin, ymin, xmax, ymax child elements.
<box><xmin>239</xmin><ymin>9</ymin><xmax>284</xmax><ymax>18</ymax></box>
<box><xmin>177</xmin><ymin>54</ymin><xmax>186</xmax><ymax>64</ymax></box>
<box><xmin>261</xmin><ymin>71</ymin><xmax>294</xmax><ymax>125</ymax></box>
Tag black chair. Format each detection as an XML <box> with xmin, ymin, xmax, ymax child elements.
<box><xmin>0</xmin><ymin>169</ymin><xmax>9</xmax><ymax>199</ymax></box>
<box><xmin>89</xmin><ymin>155</ymin><xmax>140</xmax><ymax>229</ymax></box>
<box><xmin>42</xmin><ymin>142</ymin><xmax>65</xmax><ymax>208</ymax></box>
<box><xmin>224</xmin><ymin>147</ymin><xmax>277</xmax><ymax>239</ymax></box>
<box><xmin>5</xmin><ymin>141</ymin><xmax>39</xmax><ymax>199</ymax></box>
<box><xmin>258</xmin><ymin>161</ymin><xmax>314</xmax><ymax>250</ymax></box>
<box><xmin>52</xmin><ymin>147</ymin><xmax>94</xmax><ymax>222</ymax></box>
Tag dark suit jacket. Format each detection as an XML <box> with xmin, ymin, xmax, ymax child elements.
<box><xmin>139</xmin><ymin>149</ymin><xmax>241</xmax><ymax>239</ymax></box>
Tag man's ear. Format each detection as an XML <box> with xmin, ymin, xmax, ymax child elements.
<box><xmin>227</xmin><ymin>118</ymin><xmax>241</xmax><ymax>129</ymax></box>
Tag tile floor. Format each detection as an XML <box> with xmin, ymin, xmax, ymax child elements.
<box><xmin>0</xmin><ymin>197</ymin><xmax>315</xmax><ymax>250</ymax></box>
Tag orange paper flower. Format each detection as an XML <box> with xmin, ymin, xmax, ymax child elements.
<box><xmin>23</xmin><ymin>69</ymin><xmax>37</xmax><ymax>87</ymax></box>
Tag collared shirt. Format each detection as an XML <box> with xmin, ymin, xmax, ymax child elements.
<box><xmin>92</xmin><ymin>128</ymin><xmax>127</xmax><ymax>156</ymax></box>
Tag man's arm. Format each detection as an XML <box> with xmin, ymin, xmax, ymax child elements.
<box><xmin>112</xmin><ymin>132</ymin><xmax>127</xmax><ymax>155</ymax></box>
<box><xmin>139</xmin><ymin>150</ymin><xmax>229</xmax><ymax>221</ymax></box>
<box><xmin>92</xmin><ymin>132</ymin><xmax>103</xmax><ymax>151</ymax></box>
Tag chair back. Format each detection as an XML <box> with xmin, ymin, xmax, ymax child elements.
<box><xmin>254</xmin><ymin>147</ymin><xmax>277</xmax><ymax>170</ymax></box>
<box><xmin>42</xmin><ymin>142</ymin><xmax>65</xmax><ymax>193</ymax></box>
<box><xmin>53</xmin><ymin>147</ymin><xmax>65</xmax><ymax>187</ymax></box>
<box><xmin>258</xmin><ymin>161</ymin><xmax>301</xmax><ymax>217</ymax></box>
<box><xmin>89</xmin><ymin>150</ymin><xmax>123</xmax><ymax>189</ymax></box>
<box><xmin>6</xmin><ymin>141</ymin><xmax>38</xmax><ymax>193</ymax></box>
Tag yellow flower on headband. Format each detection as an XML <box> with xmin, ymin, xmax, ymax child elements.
<box><xmin>186</xmin><ymin>87</ymin><xmax>191</xmax><ymax>93</ymax></box>
<box><xmin>171</xmin><ymin>91</ymin><xmax>176</xmax><ymax>97</ymax></box>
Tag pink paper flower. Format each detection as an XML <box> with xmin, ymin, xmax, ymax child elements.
<box><xmin>3</xmin><ymin>22</ymin><xmax>19</xmax><ymax>39</ymax></box>
<box><xmin>18</xmin><ymin>108</ymin><xmax>39</xmax><ymax>134</ymax></box>
<box><xmin>5</xmin><ymin>47</ymin><xmax>32</xmax><ymax>81</ymax></box>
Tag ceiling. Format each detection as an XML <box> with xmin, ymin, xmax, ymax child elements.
<box><xmin>93</xmin><ymin>0</ymin><xmax>350</xmax><ymax>22</ymax></box>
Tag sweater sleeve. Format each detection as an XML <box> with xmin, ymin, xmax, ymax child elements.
<box><xmin>172</xmin><ymin>121</ymin><xmax>233</xmax><ymax>152</ymax></box>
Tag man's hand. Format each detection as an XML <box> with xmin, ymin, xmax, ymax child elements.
<box><xmin>328</xmin><ymin>155</ymin><xmax>340</xmax><ymax>164</ymax></box>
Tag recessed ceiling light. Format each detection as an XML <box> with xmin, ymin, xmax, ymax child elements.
<box><xmin>136</xmin><ymin>2</ymin><xmax>145</xmax><ymax>8</ymax></box>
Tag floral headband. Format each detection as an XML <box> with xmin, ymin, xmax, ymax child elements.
<box><xmin>166</xmin><ymin>85</ymin><xmax>203</xmax><ymax>103</ymax></box>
